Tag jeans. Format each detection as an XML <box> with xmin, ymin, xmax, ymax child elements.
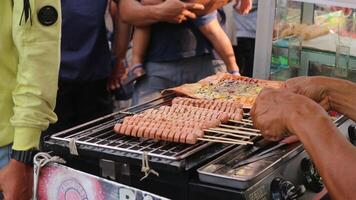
<box><xmin>0</xmin><ymin>144</ymin><xmax>11</xmax><ymax>169</ymax></box>
<box><xmin>132</xmin><ymin>55</ymin><xmax>226</xmax><ymax>105</ymax></box>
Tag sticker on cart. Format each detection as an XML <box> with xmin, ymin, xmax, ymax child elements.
<box><xmin>37</xmin><ymin>163</ymin><xmax>169</xmax><ymax>200</ymax></box>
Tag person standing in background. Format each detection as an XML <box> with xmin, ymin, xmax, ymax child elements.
<box><xmin>233</xmin><ymin>0</ymin><xmax>258</xmax><ymax>77</ymax></box>
<box><xmin>119</xmin><ymin>0</ymin><xmax>253</xmax><ymax>105</ymax></box>
<box><xmin>0</xmin><ymin>1</ymin><xmax>61</xmax><ymax>199</ymax></box>
<box><xmin>45</xmin><ymin>0</ymin><xmax>125</xmax><ymax>135</ymax></box>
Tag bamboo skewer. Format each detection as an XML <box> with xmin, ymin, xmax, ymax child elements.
<box><xmin>243</xmin><ymin>112</ymin><xmax>250</xmax><ymax>116</ymax></box>
<box><xmin>219</xmin><ymin>124</ymin><xmax>260</xmax><ymax>133</ymax></box>
<box><xmin>211</xmin><ymin>127</ymin><xmax>261</xmax><ymax>137</ymax></box>
<box><xmin>229</xmin><ymin>119</ymin><xmax>253</xmax><ymax>126</ymax></box>
<box><xmin>203</xmin><ymin>135</ymin><xmax>253</xmax><ymax>145</ymax></box>
<box><xmin>205</xmin><ymin>129</ymin><xmax>250</xmax><ymax>139</ymax></box>
<box><xmin>241</xmin><ymin>119</ymin><xmax>253</xmax><ymax>123</ymax></box>
<box><xmin>198</xmin><ymin>138</ymin><xmax>250</xmax><ymax>145</ymax></box>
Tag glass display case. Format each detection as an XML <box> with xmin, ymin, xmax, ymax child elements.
<box><xmin>253</xmin><ymin>0</ymin><xmax>356</xmax><ymax>82</ymax></box>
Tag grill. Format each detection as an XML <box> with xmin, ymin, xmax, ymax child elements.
<box><xmin>45</xmin><ymin>93</ymin><xmax>260</xmax><ymax>172</ymax></box>
<box><xmin>43</xmin><ymin>92</ymin><xmax>353</xmax><ymax>200</ymax></box>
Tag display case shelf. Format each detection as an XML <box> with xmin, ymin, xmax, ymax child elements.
<box><xmin>254</xmin><ymin>0</ymin><xmax>356</xmax><ymax>82</ymax></box>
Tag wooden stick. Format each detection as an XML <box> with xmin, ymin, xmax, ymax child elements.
<box><xmin>241</xmin><ymin>119</ymin><xmax>253</xmax><ymax>123</ymax></box>
<box><xmin>204</xmin><ymin>129</ymin><xmax>250</xmax><ymax>139</ymax></box>
<box><xmin>210</xmin><ymin>127</ymin><xmax>261</xmax><ymax>136</ymax></box>
<box><xmin>219</xmin><ymin>124</ymin><xmax>260</xmax><ymax>133</ymax></box>
<box><xmin>203</xmin><ymin>135</ymin><xmax>253</xmax><ymax>145</ymax></box>
<box><xmin>198</xmin><ymin>138</ymin><xmax>250</xmax><ymax>145</ymax></box>
<box><xmin>229</xmin><ymin>119</ymin><xmax>253</xmax><ymax>126</ymax></box>
<box><xmin>243</xmin><ymin>113</ymin><xmax>250</xmax><ymax>116</ymax></box>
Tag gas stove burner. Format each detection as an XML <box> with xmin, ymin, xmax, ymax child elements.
<box><xmin>300</xmin><ymin>158</ymin><xmax>324</xmax><ymax>193</ymax></box>
<box><xmin>270</xmin><ymin>177</ymin><xmax>305</xmax><ymax>200</ymax></box>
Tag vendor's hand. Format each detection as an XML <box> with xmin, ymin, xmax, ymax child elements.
<box><xmin>157</xmin><ymin>0</ymin><xmax>204</xmax><ymax>23</ymax></box>
<box><xmin>280</xmin><ymin>135</ymin><xmax>299</xmax><ymax>144</ymax></box>
<box><xmin>250</xmin><ymin>88</ymin><xmax>326</xmax><ymax>141</ymax></box>
<box><xmin>286</xmin><ymin>76</ymin><xmax>331</xmax><ymax>110</ymax></box>
<box><xmin>107</xmin><ymin>59</ymin><xmax>128</xmax><ymax>91</ymax></box>
<box><xmin>234</xmin><ymin>0</ymin><xmax>252</xmax><ymax>15</ymax></box>
<box><xmin>0</xmin><ymin>159</ymin><xmax>33</xmax><ymax>200</ymax></box>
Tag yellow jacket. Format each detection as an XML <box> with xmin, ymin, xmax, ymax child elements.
<box><xmin>0</xmin><ymin>0</ymin><xmax>61</xmax><ymax>150</ymax></box>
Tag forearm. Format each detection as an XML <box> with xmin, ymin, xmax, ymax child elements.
<box><xmin>119</xmin><ymin>0</ymin><xmax>161</xmax><ymax>26</ymax></box>
<box><xmin>199</xmin><ymin>20</ymin><xmax>239</xmax><ymax>71</ymax></box>
<box><xmin>290</xmin><ymin>113</ymin><xmax>356</xmax><ymax>200</ymax></box>
<box><xmin>11</xmin><ymin>0</ymin><xmax>61</xmax><ymax>150</ymax></box>
<box><xmin>323</xmin><ymin>77</ymin><xmax>356</xmax><ymax>121</ymax></box>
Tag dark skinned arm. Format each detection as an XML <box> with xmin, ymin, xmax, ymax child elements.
<box><xmin>107</xmin><ymin>0</ymin><xmax>132</xmax><ymax>90</ymax></box>
<box><xmin>290</xmin><ymin>106</ymin><xmax>356</xmax><ymax>200</ymax></box>
<box><xmin>251</xmin><ymin>89</ymin><xmax>356</xmax><ymax>200</ymax></box>
<box><xmin>286</xmin><ymin>76</ymin><xmax>356</xmax><ymax>121</ymax></box>
<box><xmin>119</xmin><ymin>0</ymin><xmax>204</xmax><ymax>26</ymax></box>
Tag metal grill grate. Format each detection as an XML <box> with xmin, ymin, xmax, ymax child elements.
<box><xmin>51</xmin><ymin>93</ymin><xmax>258</xmax><ymax>160</ymax></box>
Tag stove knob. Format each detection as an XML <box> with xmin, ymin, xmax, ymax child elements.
<box><xmin>270</xmin><ymin>177</ymin><xmax>306</xmax><ymax>200</ymax></box>
<box><xmin>300</xmin><ymin>158</ymin><xmax>324</xmax><ymax>192</ymax></box>
<box><xmin>348</xmin><ymin>124</ymin><xmax>356</xmax><ymax>146</ymax></box>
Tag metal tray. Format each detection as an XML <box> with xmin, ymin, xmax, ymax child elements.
<box><xmin>198</xmin><ymin>141</ymin><xmax>304</xmax><ymax>190</ymax></box>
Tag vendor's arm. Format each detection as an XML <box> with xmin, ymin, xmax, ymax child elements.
<box><xmin>286</xmin><ymin>76</ymin><xmax>356</xmax><ymax>121</ymax></box>
<box><xmin>10</xmin><ymin>0</ymin><xmax>62</xmax><ymax>151</ymax></box>
<box><xmin>251</xmin><ymin>89</ymin><xmax>356</xmax><ymax>200</ymax></box>
<box><xmin>119</xmin><ymin>0</ymin><xmax>204</xmax><ymax>26</ymax></box>
<box><xmin>291</xmin><ymin>104</ymin><xmax>356</xmax><ymax>200</ymax></box>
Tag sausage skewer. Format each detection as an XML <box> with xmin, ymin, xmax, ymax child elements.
<box><xmin>210</xmin><ymin>127</ymin><xmax>261</xmax><ymax>136</ymax></box>
<box><xmin>229</xmin><ymin>119</ymin><xmax>253</xmax><ymax>126</ymax></box>
<box><xmin>204</xmin><ymin>129</ymin><xmax>250</xmax><ymax>139</ymax></box>
<box><xmin>114</xmin><ymin>97</ymin><xmax>256</xmax><ymax>145</ymax></box>
<box><xmin>202</xmin><ymin>135</ymin><xmax>253</xmax><ymax>145</ymax></box>
<box><xmin>197</xmin><ymin>138</ymin><xmax>250</xmax><ymax>145</ymax></box>
<box><xmin>219</xmin><ymin>124</ymin><xmax>260</xmax><ymax>133</ymax></box>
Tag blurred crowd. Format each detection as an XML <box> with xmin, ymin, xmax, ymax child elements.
<box><xmin>48</xmin><ymin>0</ymin><xmax>259</xmax><ymax>136</ymax></box>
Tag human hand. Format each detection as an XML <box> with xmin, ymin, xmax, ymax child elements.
<box><xmin>286</xmin><ymin>76</ymin><xmax>331</xmax><ymax>110</ymax></box>
<box><xmin>141</xmin><ymin>0</ymin><xmax>165</xmax><ymax>6</ymax></box>
<box><xmin>250</xmin><ymin>88</ymin><xmax>327</xmax><ymax>141</ymax></box>
<box><xmin>107</xmin><ymin>59</ymin><xmax>128</xmax><ymax>91</ymax></box>
<box><xmin>157</xmin><ymin>0</ymin><xmax>205</xmax><ymax>23</ymax></box>
<box><xmin>0</xmin><ymin>160</ymin><xmax>33</xmax><ymax>200</ymax></box>
<box><xmin>234</xmin><ymin>0</ymin><xmax>252</xmax><ymax>15</ymax></box>
<box><xmin>280</xmin><ymin>135</ymin><xmax>299</xmax><ymax>144</ymax></box>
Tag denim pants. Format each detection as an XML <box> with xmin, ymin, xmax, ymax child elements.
<box><xmin>0</xmin><ymin>144</ymin><xmax>11</xmax><ymax>169</ymax></box>
<box><xmin>132</xmin><ymin>55</ymin><xmax>226</xmax><ymax>105</ymax></box>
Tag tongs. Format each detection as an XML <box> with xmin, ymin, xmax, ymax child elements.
<box><xmin>232</xmin><ymin>142</ymin><xmax>288</xmax><ymax>169</ymax></box>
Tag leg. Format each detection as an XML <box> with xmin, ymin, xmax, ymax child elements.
<box><xmin>44</xmin><ymin>81</ymin><xmax>77</xmax><ymax>135</ymax></box>
<box><xmin>132</xmin><ymin>75</ymin><xmax>169</xmax><ymax>105</ymax></box>
<box><xmin>132</xmin><ymin>55</ymin><xmax>227</xmax><ymax>105</ymax></box>
<box><xmin>132</xmin><ymin>61</ymin><xmax>177</xmax><ymax>105</ymax></box>
<box><xmin>75</xmin><ymin>79</ymin><xmax>114</xmax><ymax>124</ymax></box>
<box><xmin>236</xmin><ymin>37</ymin><xmax>255</xmax><ymax>77</ymax></box>
<box><xmin>245</xmin><ymin>38</ymin><xmax>255</xmax><ymax>77</ymax></box>
<box><xmin>198</xmin><ymin>18</ymin><xmax>239</xmax><ymax>74</ymax></box>
<box><xmin>179</xmin><ymin>54</ymin><xmax>227</xmax><ymax>85</ymax></box>
<box><xmin>132</xmin><ymin>26</ymin><xmax>151</xmax><ymax>66</ymax></box>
